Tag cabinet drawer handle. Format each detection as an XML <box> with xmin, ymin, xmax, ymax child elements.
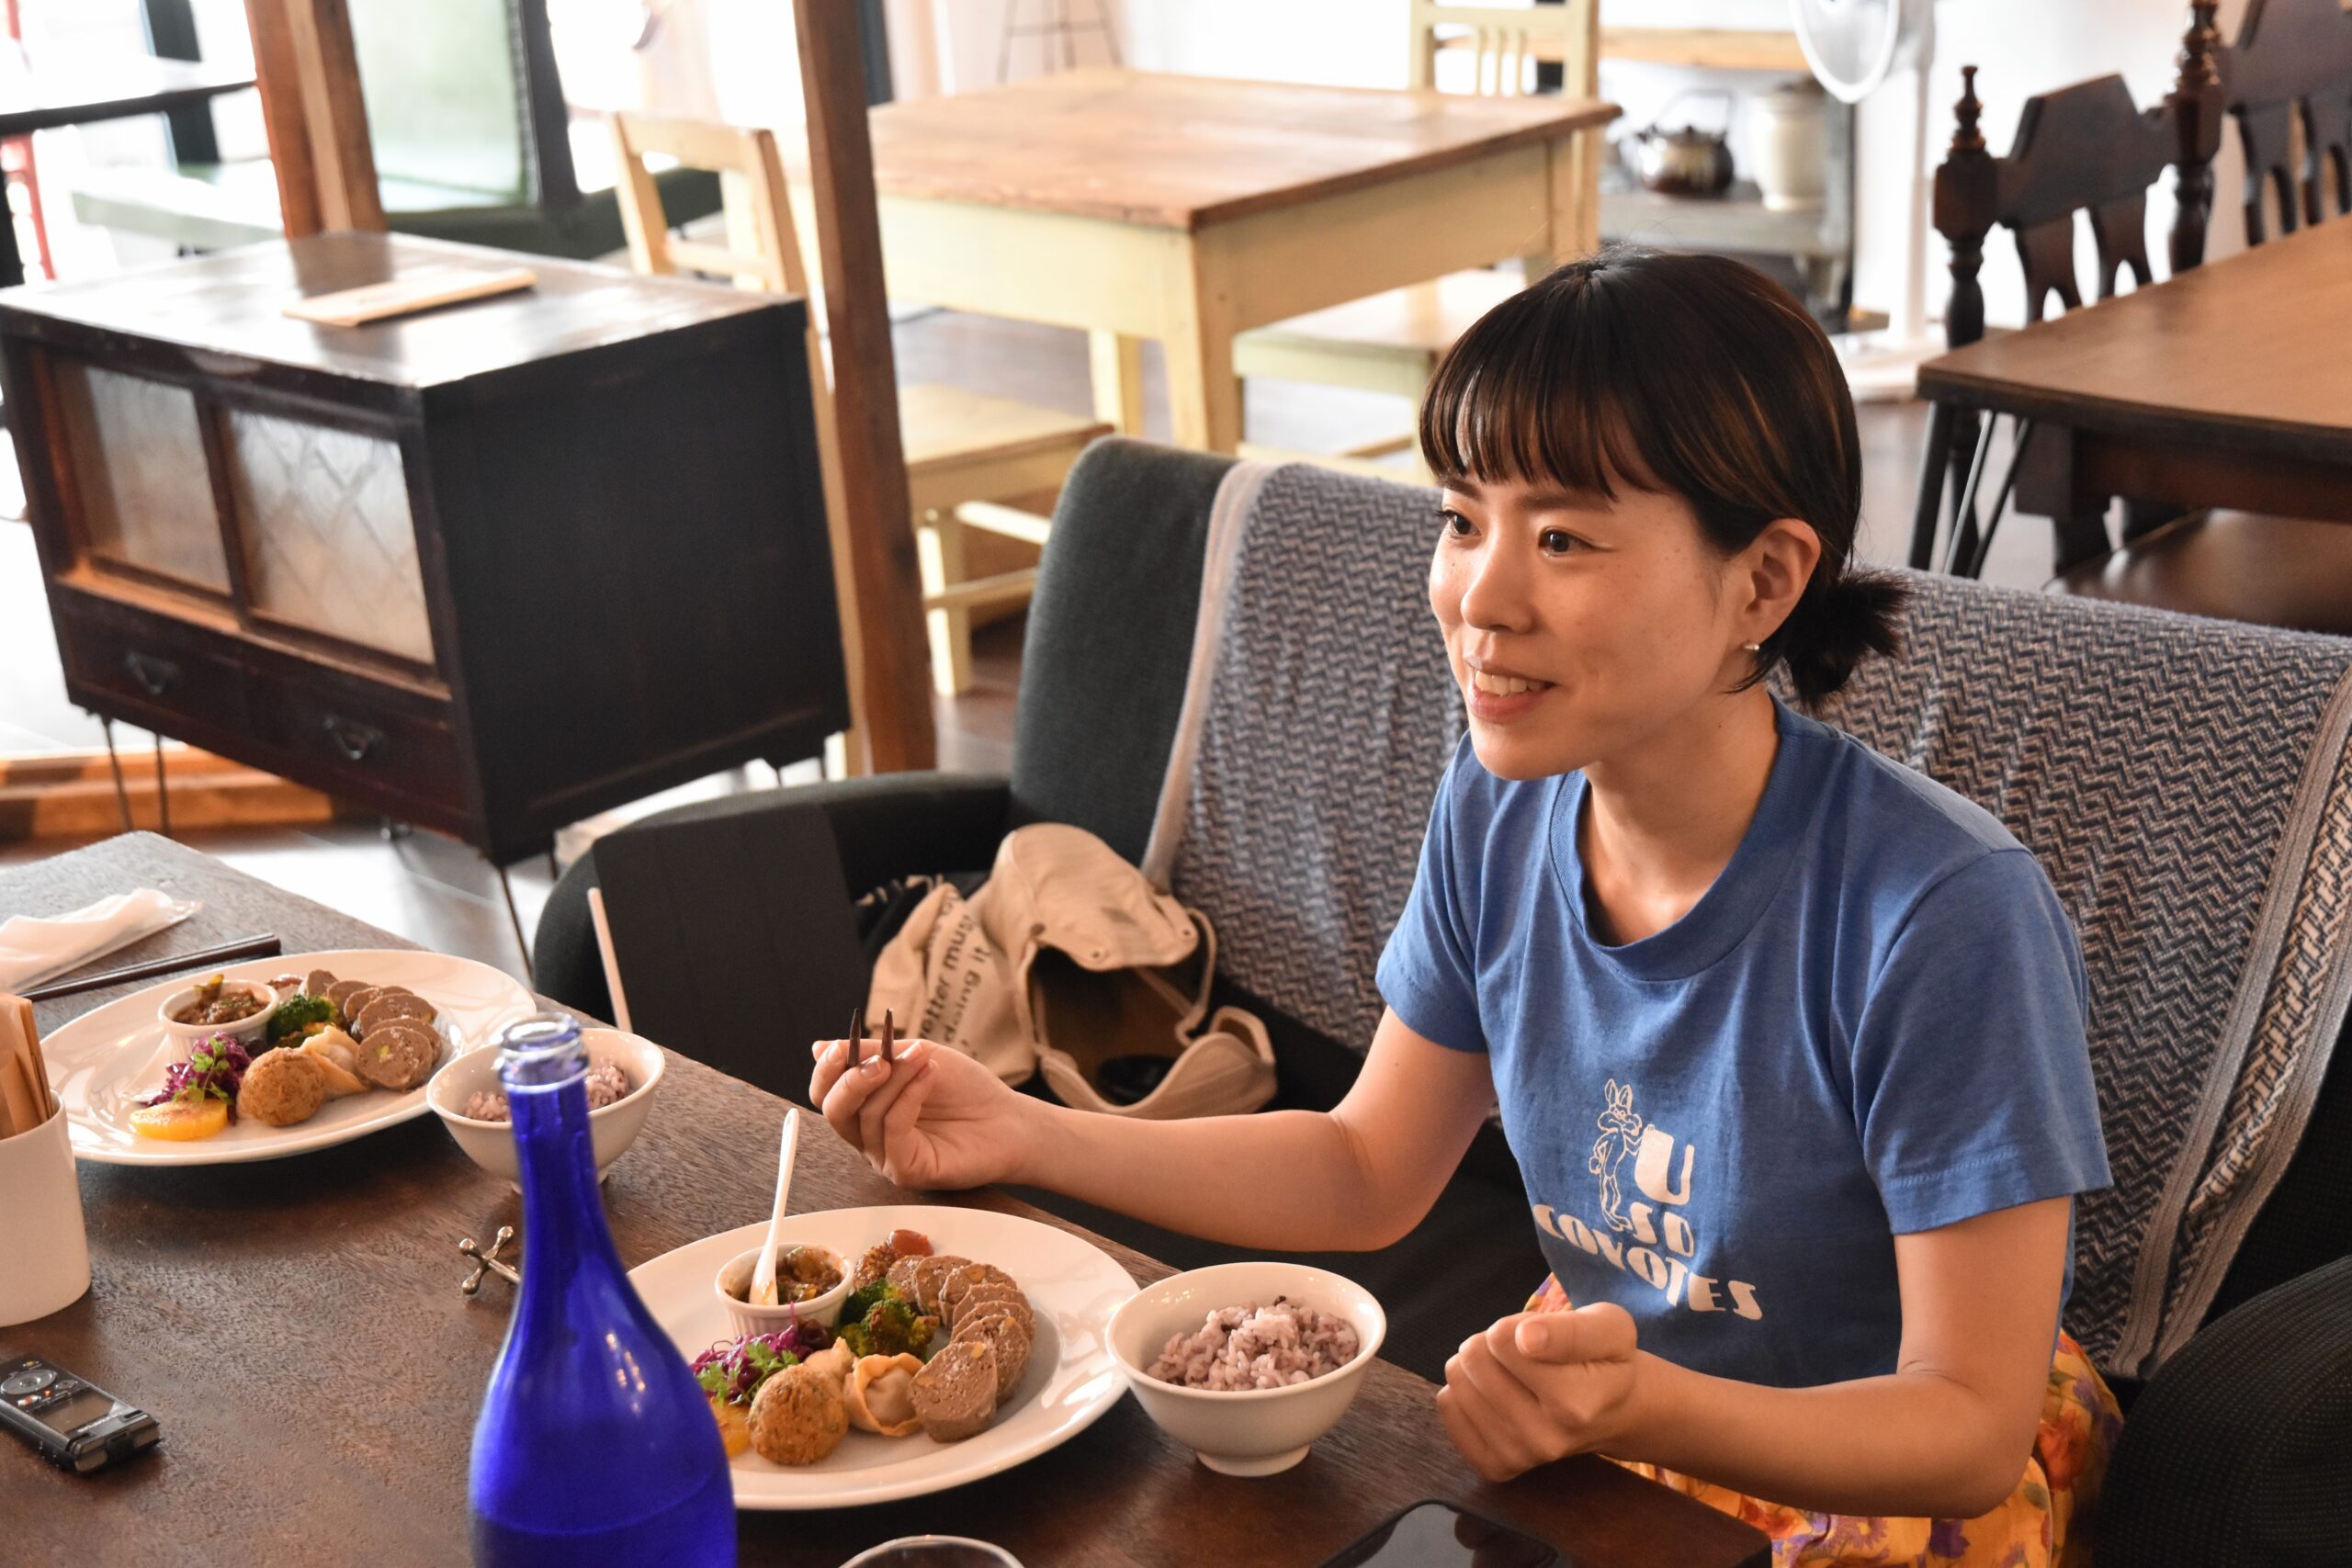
<box><xmin>323</xmin><ymin>715</ymin><xmax>384</xmax><ymax>762</ymax></box>
<box><xmin>122</xmin><ymin>651</ymin><xmax>180</xmax><ymax>696</ymax></box>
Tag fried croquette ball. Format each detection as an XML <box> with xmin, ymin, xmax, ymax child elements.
<box><xmin>747</xmin><ymin>1359</ymin><xmax>848</xmax><ymax>1466</ymax></box>
<box><xmin>239</xmin><ymin>1048</ymin><xmax>330</xmax><ymax>1127</ymax></box>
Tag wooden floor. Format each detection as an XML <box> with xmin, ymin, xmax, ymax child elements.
<box><xmin>0</xmin><ymin>304</ymin><xmax>2040</xmax><ymax>983</ymax></box>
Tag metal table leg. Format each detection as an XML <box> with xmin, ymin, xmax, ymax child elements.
<box><xmin>151</xmin><ymin>733</ymin><xmax>170</xmax><ymax>839</ymax></box>
<box><xmin>492</xmin><ymin>858</ymin><xmax>534</xmax><ymax>981</ymax></box>
<box><xmin>1908</xmin><ymin>400</ymin><xmax>1956</xmax><ymax>570</ymax></box>
<box><xmin>100</xmin><ymin>719</ymin><xmax>133</xmax><ymax>831</ymax></box>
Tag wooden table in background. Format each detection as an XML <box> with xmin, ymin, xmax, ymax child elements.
<box><xmin>1911</xmin><ymin>216</ymin><xmax>2352</xmax><ymax>568</ymax></box>
<box><xmin>0</xmin><ymin>46</ymin><xmax>256</xmax><ymax>288</ymax></box>
<box><xmin>0</xmin><ymin>834</ymin><xmax>1766</xmax><ymax>1568</ymax></box>
<box><xmin>844</xmin><ymin>67</ymin><xmax>1616</xmax><ymax>453</ymax></box>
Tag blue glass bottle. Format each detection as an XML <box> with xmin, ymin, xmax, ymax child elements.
<box><xmin>469</xmin><ymin>1012</ymin><xmax>734</xmax><ymax>1566</ymax></box>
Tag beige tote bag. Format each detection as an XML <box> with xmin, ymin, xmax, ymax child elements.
<box><xmin>867</xmin><ymin>824</ymin><xmax>1275</xmax><ymax>1120</ymax></box>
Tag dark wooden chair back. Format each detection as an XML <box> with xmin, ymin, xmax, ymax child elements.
<box><xmin>1922</xmin><ymin>66</ymin><xmax>2175</xmax><ymax>578</ymax></box>
<box><xmin>2222</xmin><ymin>0</ymin><xmax>2352</xmax><ymax>242</ymax></box>
<box><xmin>2172</xmin><ymin>0</ymin><xmax>2352</xmax><ymax>261</ymax></box>
<box><xmin>1934</xmin><ymin>65</ymin><xmax>2177</xmax><ymax>348</ymax></box>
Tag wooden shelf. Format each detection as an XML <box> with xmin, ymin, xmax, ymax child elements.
<box><xmin>1602</xmin><ymin>27</ymin><xmax>1808</xmax><ymax>73</ymax></box>
<box><xmin>1600</xmin><ymin>179</ymin><xmax>1848</xmax><ymax>260</ymax></box>
<box><xmin>1435</xmin><ymin>28</ymin><xmax>1810</xmax><ymax>75</ymax></box>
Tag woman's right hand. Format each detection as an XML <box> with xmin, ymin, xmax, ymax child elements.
<box><xmin>808</xmin><ymin>1034</ymin><xmax>1036</xmax><ymax>1191</ymax></box>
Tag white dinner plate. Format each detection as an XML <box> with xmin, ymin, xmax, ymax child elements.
<box><xmin>632</xmin><ymin>1204</ymin><xmax>1138</xmax><ymax>1510</ymax></box>
<box><xmin>40</xmin><ymin>948</ymin><xmax>536</xmax><ymax>1166</ymax></box>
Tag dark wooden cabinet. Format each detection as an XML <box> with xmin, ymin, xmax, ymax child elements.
<box><xmin>0</xmin><ymin>232</ymin><xmax>847</xmax><ymax>862</ymax></box>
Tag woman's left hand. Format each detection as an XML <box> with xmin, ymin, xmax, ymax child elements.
<box><xmin>1437</xmin><ymin>1302</ymin><xmax>1642</xmax><ymax>1483</ymax></box>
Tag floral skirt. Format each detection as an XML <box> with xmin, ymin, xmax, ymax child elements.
<box><xmin>1523</xmin><ymin>1277</ymin><xmax>2125</xmax><ymax>1567</ymax></box>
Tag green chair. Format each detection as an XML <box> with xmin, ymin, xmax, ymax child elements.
<box><xmin>73</xmin><ymin>0</ymin><xmax>718</xmax><ymax>260</ymax></box>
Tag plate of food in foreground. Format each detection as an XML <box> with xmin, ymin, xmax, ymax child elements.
<box><xmin>38</xmin><ymin>948</ymin><xmax>535</xmax><ymax>1165</ymax></box>
<box><xmin>631</xmin><ymin>1204</ymin><xmax>1140</xmax><ymax>1510</ymax></box>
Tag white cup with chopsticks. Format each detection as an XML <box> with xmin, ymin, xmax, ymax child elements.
<box><xmin>0</xmin><ymin>994</ymin><xmax>91</xmax><ymax>1328</ymax></box>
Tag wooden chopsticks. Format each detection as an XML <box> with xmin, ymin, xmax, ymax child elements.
<box><xmin>17</xmin><ymin>933</ymin><xmax>284</xmax><ymax>1004</ymax></box>
<box><xmin>846</xmin><ymin>1005</ymin><xmax>896</xmax><ymax>1066</ymax></box>
<box><xmin>1</xmin><ymin>992</ymin><xmax>58</xmax><ymax>1139</ymax></box>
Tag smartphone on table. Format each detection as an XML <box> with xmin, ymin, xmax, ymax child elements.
<box><xmin>1317</xmin><ymin>1499</ymin><xmax>1564</xmax><ymax>1568</ymax></box>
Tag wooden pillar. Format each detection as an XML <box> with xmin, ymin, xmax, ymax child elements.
<box><xmin>796</xmin><ymin>0</ymin><xmax>937</xmax><ymax>773</ymax></box>
<box><xmin>244</xmin><ymin>0</ymin><xmax>384</xmax><ymax>236</ymax></box>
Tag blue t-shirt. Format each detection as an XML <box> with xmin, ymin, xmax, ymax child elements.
<box><xmin>1376</xmin><ymin>700</ymin><xmax>2111</xmax><ymax>1390</ymax></box>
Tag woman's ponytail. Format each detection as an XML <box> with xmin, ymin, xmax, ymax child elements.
<box><xmin>1767</xmin><ymin>568</ymin><xmax>1909</xmax><ymax>709</ymax></box>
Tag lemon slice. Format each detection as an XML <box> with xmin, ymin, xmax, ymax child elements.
<box><xmin>130</xmin><ymin>1097</ymin><xmax>230</xmax><ymax>1141</ymax></box>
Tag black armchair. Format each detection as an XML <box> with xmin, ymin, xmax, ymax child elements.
<box><xmin>535</xmin><ymin>435</ymin><xmax>1227</xmax><ymax>1026</ymax></box>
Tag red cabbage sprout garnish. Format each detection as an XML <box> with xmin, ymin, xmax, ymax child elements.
<box><xmin>689</xmin><ymin>1320</ymin><xmax>834</xmax><ymax>1406</ymax></box>
<box><xmin>139</xmin><ymin>1034</ymin><xmax>253</xmax><ymax>1123</ymax></box>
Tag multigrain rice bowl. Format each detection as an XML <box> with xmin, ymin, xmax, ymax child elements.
<box><xmin>1107</xmin><ymin>1261</ymin><xmax>1384</xmax><ymax>1476</ymax></box>
<box><xmin>1147</xmin><ymin>1299</ymin><xmax>1362</xmax><ymax>1391</ymax></box>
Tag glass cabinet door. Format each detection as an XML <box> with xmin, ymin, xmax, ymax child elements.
<box><xmin>221</xmin><ymin>407</ymin><xmax>435</xmax><ymax>667</ymax></box>
<box><xmin>51</xmin><ymin>361</ymin><xmax>232</xmax><ymax>593</ymax></box>
<box><xmin>41</xmin><ymin>352</ymin><xmax>439</xmax><ymax>677</ymax></box>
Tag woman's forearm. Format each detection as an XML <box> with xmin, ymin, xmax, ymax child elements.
<box><xmin>1620</xmin><ymin>1354</ymin><xmax>2030</xmax><ymax>1520</ymax></box>
<box><xmin>1009</xmin><ymin>1099</ymin><xmax>1401</xmax><ymax>1253</ymax></box>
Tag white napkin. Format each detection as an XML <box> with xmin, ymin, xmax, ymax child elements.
<box><xmin>0</xmin><ymin>890</ymin><xmax>201</xmax><ymax>993</ymax></box>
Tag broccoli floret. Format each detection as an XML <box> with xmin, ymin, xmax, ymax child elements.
<box><xmin>841</xmin><ymin>1278</ymin><xmax>900</xmax><ymax>1323</ymax></box>
<box><xmin>266</xmin><ymin>993</ymin><xmax>336</xmax><ymax>1045</ymax></box>
<box><xmin>839</xmin><ymin>1296</ymin><xmax>935</xmax><ymax>1359</ymax></box>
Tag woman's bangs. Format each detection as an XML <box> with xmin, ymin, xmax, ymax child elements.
<box><xmin>1417</xmin><ymin>294</ymin><xmax>1663</xmax><ymax>502</ymax></box>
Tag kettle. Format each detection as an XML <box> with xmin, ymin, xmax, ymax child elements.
<box><xmin>1623</xmin><ymin>90</ymin><xmax>1736</xmax><ymax>198</ymax></box>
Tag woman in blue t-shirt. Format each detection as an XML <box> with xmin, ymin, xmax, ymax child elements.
<box><xmin>811</xmin><ymin>249</ymin><xmax>2120</xmax><ymax>1565</ymax></box>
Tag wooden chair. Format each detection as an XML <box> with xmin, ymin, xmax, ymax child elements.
<box><xmin>2227</xmin><ymin>0</ymin><xmax>2352</xmax><ymax>240</ymax></box>
<box><xmin>1227</xmin><ymin>0</ymin><xmax>1601</xmax><ymax>470</ymax></box>
<box><xmin>1918</xmin><ymin>28</ymin><xmax>2352</xmax><ymax>636</ymax></box>
<box><xmin>610</xmin><ymin>113</ymin><xmax>1108</xmax><ymax>698</ymax></box>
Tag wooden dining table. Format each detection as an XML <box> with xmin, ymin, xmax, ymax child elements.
<box><xmin>838</xmin><ymin>66</ymin><xmax>1616</xmax><ymax>454</ymax></box>
<box><xmin>0</xmin><ymin>833</ymin><xmax>1767</xmax><ymax>1567</ymax></box>
<box><xmin>1909</xmin><ymin>214</ymin><xmax>2352</xmax><ymax>570</ymax></box>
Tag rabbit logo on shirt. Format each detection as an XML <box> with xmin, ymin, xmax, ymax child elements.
<box><xmin>1589</xmin><ymin>1079</ymin><xmax>1645</xmax><ymax>1229</ymax></box>
<box><xmin>1536</xmin><ymin>1077</ymin><xmax>1762</xmax><ymax>1321</ymax></box>
<box><xmin>1589</xmin><ymin>1077</ymin><xmax>1695</xmax><ymax>1234</ymax></box>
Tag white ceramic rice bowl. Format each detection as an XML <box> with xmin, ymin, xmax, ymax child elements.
<box><xmin>426</xmin><ymin>1026</ymin><xmax>665</xmax><ymax>1182</ymax></box>
<box><xmin>1105</xmin><ymin>1259</ymin><xmax>1384</xmax><ymax>1475</ymax></box>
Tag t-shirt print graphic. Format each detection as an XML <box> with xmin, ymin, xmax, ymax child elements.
<box><xmin>1589</xmin><ymin>1078</ymin><xmax>1645</xmax><ymax>1230</ymax></box>
<box><xmin>1534</xmin><ymin>1077</ymin><xmax>1764</xmax><ymax>1323</ymax></box>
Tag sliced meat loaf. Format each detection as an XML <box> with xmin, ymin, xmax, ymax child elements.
<box><xmin>947</xmin><ymin>1307</ymin><xmax>1032</xmax><ymax>1401</ymax></box>
<box><xmin>356</xmin><ymin>1018</ymin><xmax>440</xmax><ymax>1090</ymax></box>
<box><xmin>353</xmin><ymin>990</ymin><xmax>436</xmax><ymax>1041</ymax></box>
<box><xmin>911</xmin><ymin>1339</ymin><xmax>998</xmax><ymax>1441</ymax></box>
<box><xmin>946</xmin><ymin>1284</ymin><xmax>1033</xmax><ymax>1338</ymax></box>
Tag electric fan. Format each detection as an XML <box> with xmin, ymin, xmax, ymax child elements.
<box><xmin>1792</xmin><ymin>0</ymin><xmax>1944</xmax><ymax>399</ymax></box>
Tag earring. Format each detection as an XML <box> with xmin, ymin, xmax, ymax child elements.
<box><xmin>1742</xmin><ymin>641</ymin><xmax>1761</xmax><ymax>653</ymax></box>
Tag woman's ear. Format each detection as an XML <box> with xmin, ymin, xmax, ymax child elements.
<box><xmin>1742</xmin><ymin>518</ymin><xmax>1823</xmax><ymax>642</ymax></box>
